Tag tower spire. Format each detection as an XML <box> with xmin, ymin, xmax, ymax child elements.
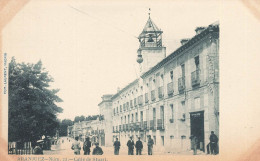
<box><xmin>148</xmin><ymin>8</ymin><xmax>151</xmax><ymax>17</ymax></box>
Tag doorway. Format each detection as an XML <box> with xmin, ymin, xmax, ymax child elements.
<box><xmin>190</xmin><ymin>111</ymin><xmax>204</xmax><ymax>151</ymax></box>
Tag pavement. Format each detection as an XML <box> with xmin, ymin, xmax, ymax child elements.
<box><xmin>43</xmin><ymin>136</ymin><xmax>206</xmax><ymax>155</ymax></box>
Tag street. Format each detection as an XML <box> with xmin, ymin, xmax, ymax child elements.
<box><xmin>43</xmin><ymin>137</ymin><xmax>205</xmax><ymax>155</ymax></box>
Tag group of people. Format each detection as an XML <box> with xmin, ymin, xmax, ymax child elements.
<box><xmin>190</xmin><ymin>131</ymin><xmax>219</xmax><ymax>155</ymax></box>
<box><xmin>113</xmin><ymin>135</ymin><xmax>154</xmax><ymax>155</ymax></box>
<box><xmin>71</xmin><ymin>136</ymin><xmax>103</xmax><ymax>155</ymax></box>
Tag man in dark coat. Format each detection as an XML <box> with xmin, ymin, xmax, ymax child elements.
<box><xmin>147</xmin><ymin>135</ymin><xmax>154</xmax><ymax>155</ymax></box>
<box><xmin>127</xmin><ymin>136</ymin><xmax>135</xmax><ymax>155</ymax></box>
<box><xmin>209</xmin><ymin>131</ymin><xmax>219</xmax><ymax>155</ymax></box>
<box><xmin>92</xmin><ymin>143</ymin><xmax>103</xmax><ymax>155</ymax></box>
<box><xmin>83</xmin><ymin>137</ymin><xmax>92</xmax><ymax>155</ymax></box>
<box><xmin>113</xmin><ymin>138</ymin><xmax>121</xmax><ymax>155</ymax></box>
<box><xmin>135</xmin><ymin>137</ymin><xmax>143</xmax><ymax>155</ymax></box>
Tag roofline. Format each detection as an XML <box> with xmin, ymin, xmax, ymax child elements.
<box><xmin>111</xmin><ymin>79</ymin><xmax>139</xmax><ymax>100</ymax></box>
<box><xmin>141</xmin><ymin>23</ymin><xmax>219</xmax><ymax>79</ymax></box>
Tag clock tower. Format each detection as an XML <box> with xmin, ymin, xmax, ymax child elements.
<box><xmin>136</xmin><ymin>11</ymin><xmax>166</xmax><ymax>73</ymax></box>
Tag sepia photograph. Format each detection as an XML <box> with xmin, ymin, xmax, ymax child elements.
<box><xmin>0</xmin><ymin>0</ymin><xmax>260</xmax><ymax>161</ymax></box>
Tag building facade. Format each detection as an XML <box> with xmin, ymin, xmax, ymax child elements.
<box><xmin>101</xmin><ymin>16</ymin><xmax>219</xmax><ymax>153</ymax></box>
<box><xmin>70</xmin><ymin>15</ymin><xmax>219</xmax><ymax>153</ymax></box>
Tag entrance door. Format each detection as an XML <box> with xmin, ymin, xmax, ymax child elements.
<box><xmin>190</xmin><ymin>111</ymin><xmax>204</xmax><ymax>151</ymax></box>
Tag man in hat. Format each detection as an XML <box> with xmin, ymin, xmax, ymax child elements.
<box><xmin>135</xmin><ymin>137</ymin><xmax>143</xmax><ymax>155</ymax></box>
<box><xmin>33</xmin><ymin>140</ymin><xmax>44</xmax><ymax>155</ymax></box>
<box><xmin>147</xmin><ymin>135</ymin><xmax>154</xmax><ymax>155</ymax></box>
<box><xmin>71</xmin><ymin>136</ymin><xmax>81</xmax><ymax>155</ymax></box>
<box><xmin>92</xmin><ymin>143</ymin><xmax>103</xmax><ymax>155</ymax></box>
<box><xmin>113</xmin><ymin>138</ymin><xmax>121</xmax><ymax>155</ymax></box>
<box><xmin>190</xmin><ymin>135</ymin><xmax>198</xmax><ymax>155</ymax></box>
<box><xmin>83</xmin><ymin>137</ymin><xmax>92</xmax><ymax>155</ymax></box>
<box><xmin>127</xmin><ymin>136</ymin><xmax>135</xmax><ymax>155</ymax></box>
<box><xmin>209</xmin><ymin>131</ymin><xmax>219</xmax><ymax>155</ymax></box>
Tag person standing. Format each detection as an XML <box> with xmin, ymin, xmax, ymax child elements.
<box><xmin>209</xmin><ymin>131</ymin><xmax>219</xmax><ymax>155</ymax></box>
<box><xmin>190</xmin><ymin>135</ymin><xmax>198</xmax><ymax>155</ymax></box>
<box><xmin>147</xmin><ymin>135</ymin><xmax>154</xmax><ymax>155</ymax></box>
<box><xmin>71</xmin><ymin>136</ymin><xmax>81</xmax><ymax>155</ymax></box>
<box><xmin>113</xmin><ymin>138</ymin><xmax>121</xmax><ymax>155</ymax></box>
<box><xmin>127</xmin><ymin>136</ymin><xmax>135</xmax><ymax>155</ymax></box>
<box><xmin>135</xmin><ymin>137</ymin><xmax>143</xmax><ymax>155</ymax></box>
<box><xmin>83</xmin><ymin>137</ymin><xmax>92</xmax><ymax>155</ymax></box>
<box><xmin>92</xmin><ymin>143</ymin><xmax>103</xmax><ymax>155</ymax></box>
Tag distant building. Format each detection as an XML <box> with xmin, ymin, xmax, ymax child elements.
<box><xmin>98</xmin><ymin>14</ymin><xmax>219</xmax><ymax>153</ymax></box>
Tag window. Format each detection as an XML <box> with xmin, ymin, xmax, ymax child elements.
<box><xmin>181</xmin><ymin>64</ymin><xmax>185</xmax><ymax>77</ymax></box>
<box><xmin>170</xmin><ymin>104</ymin><xmax>174</xmax><ymax>122</ymax></box>
<box><xmin>120</xmin><ymin>105</ymin><xmax>122</xmax><ymax>112</ymax></box>
<box><xmin>117</xmin><ymin>107</ymin><xmax>119</xmax><ymax>113</ymax></box>
<box><xmin>195</xmin><ymin>56</ymin><xmax>199</xmax><ymax>70</ymax></box>
<box><xmin>170</xmin><ymin>71</ymin><xmax>173</xmax><ymax>80</ymax></box>
<box><xmin>131</xmin><ymin>114</ymin><xmax>134</xmax><ymax>123</ymax></box>
<box><xmin>135</xmin><ymin>112</ymin><xmax>138</xmax><ymax>122</ymax></box>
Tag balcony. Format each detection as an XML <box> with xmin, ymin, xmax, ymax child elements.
<box><xmin>158</xmin><ymin>86</ymin><xmax>164</xmax><ymax>99</ymax></box>
<box><xmin>178</xmin><ymin>77</ymin><xmax>185</xmax><ymax>94</ymax></box>
<box><xmin>151</xmin><ymin>90</ymin><xmax>156</xmax><ymax>101</ymax></box>
<box><xmin>145</xmin><ymin>93</ymin><xmax>149</xmax><ymax>103</ymax></box>
<box><xmin>191</xmin><ymin>70</ymin><xmax>200</xmax><ymax>87</ymax></box>
<box><xmin>149</xmin><ymin>120</ymin><xmax>156</xmax><ymax>130</ymax></box>
<box><xmin>157</xmin><ymin>119</ymin><xmax>165</xmax><ymax>130</ymax></box>
<box><xmin>138</xmin><ymin>95</ymin><xmax>143</xmax><ymax>106</ymax></box>
<box><xmin>135</xmin><ymin>122</ymin><xmax>140</xmax><ymax>131</ymax></box>
<box><xmin>140</xmin><ymin>121</ymin><xmax>147</xmax><ymax>130</ymax></box>
<box><xmin>167</xmin><ymin>82</ymin><xmax>174</xmax><ymax>96</ymax></box>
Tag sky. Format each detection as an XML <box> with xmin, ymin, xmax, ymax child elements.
<box><xmin>3</xmin><ymin>0</ymin><xmax>220</xmax><ymax>120</ymax></box>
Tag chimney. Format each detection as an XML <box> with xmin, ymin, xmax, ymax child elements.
<box><xmin>180</xmin><ymin>39</ymin><xmax>190</xmax><ymax>45</ymax></box>
<box><xmin>195</xmin><ymin>27</ymin><xmax>206</xmax><ymax>35</ymax></box>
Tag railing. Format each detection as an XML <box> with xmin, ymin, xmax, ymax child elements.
<box><xmin>178</xmin><ymin>77</ymin><xmax>185</xmax><ymax>94</ymax></box>
<box><xmin>167</xmin><ymin>82</ymin><xmax>174</xmax><ymax>96</ymax></box>
<box><xmin>151</xmin><ymin>90</ymin><xmax>155</xmax><ymax>101</ymax></box>
<box><xmin>145</xmin><ymin>93</ymin><xmax>149</xmax><ymax>103</ymax></box>
<box><xmin>149</xmin><ymin>120</ymin><xmax>156</xmax><ymax>130</ymax></box>
<box><xmin>138</xmin><ymin>95</ymin><xmax>143</xmax><ymax>105</ymax></box>
<box><xmin>130</xmin><ymin>100</ymin><xmax>133</xmax><ymax>108</ymax></box>
<box><xmin>157</xmin><ymin>119</ymin><xmax>165</xmax><ymax>130</ymax></box>
<box><xmin>135</xmin><ymin>122</ymin><xmax>140</xmax><ymax>131</ymax></box>
<box><xmin>8</xmin><ymin>142</ymin><xmax>33</xmax><ymax>155</ymax></box>
<box><xmin>191</xmin><ymin>70</ymin><xmax>200</xmax><ymax>87</ymax></box>
<box><xmin>158</xmin><ymin>86</ymin><xmax>164</xmax><ymax>98</ymax></box>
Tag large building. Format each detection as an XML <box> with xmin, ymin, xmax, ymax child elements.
<box><xmin>70</xmin><ymin>14</ymin><xmax>219</xmax><ymax>154</ymax></box>
<box><xmin>99</xmin><ymin>14</ymin><xmax>219</xmax><ymax>153</ymax></box>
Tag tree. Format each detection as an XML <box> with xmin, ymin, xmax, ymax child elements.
<box><xmin>8</xmin><ymin>57</ymin><xmax>63</xmax><ymax>144</ymax></box>
<box><xmin>74</xmin><ymin>115</ymin><xmax>85</xmax><ymax>123</ymax></box>
<box><xmin>59</xmin><ymin>119</ymin><xmax>73</xmax><ymax>136</ymax></box>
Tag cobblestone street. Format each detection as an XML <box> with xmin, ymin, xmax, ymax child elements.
<box><xmin>43</xmin><ymin>137</ymin><xmax>205</xmax><ymax>155</ymax></box>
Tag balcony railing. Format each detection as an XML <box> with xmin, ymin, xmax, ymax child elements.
<box><xmin>191</xmin><ymin>70</ymin><xmax>200</xmax><ymax>87</ymax></box>
<box><xmin>157</xmin><ymin>119</ymin><xmax>165</xmax><ymax>130</ymax></box>
<box><xmin>167</xmin><ymin>82</ymin><xmax>174</xmax><ymax>96</ymax></box>
<box><xmin>145</xmin><ymin>93</ymin><xmax>149</xmax><ymax>103</ymax></box>
<box><xmin>138</xmin><ymin>95</ymin><xmax>143</xmax><ymax>105</ymax></box>
<box><xmin>151</xmin><ymin>90</ymin><xmax>155</xmax><ymax>101</ymax></box>
<box><xmin>178</xmin><ymin>77</ymin><xmax>185</xmax><ymax>94</ymax></box>
<box><xmin>140</xmin><ymin>121</ymin><xmax>147</xmax><ymax>130</ymax></box>
<box><xmin>158</xmin><ymin>86</ymin><xmax>164</xmax><ymax>99</ymax></box>
<box><xmin>149</xmin><ymin>120</ymin><xmax>156</xmax><ymax>130</ymax></box>
<box><xmin>135</xmin><ymin>122</ymin><xmax>140</xmax><ymax>131</ymax></box>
